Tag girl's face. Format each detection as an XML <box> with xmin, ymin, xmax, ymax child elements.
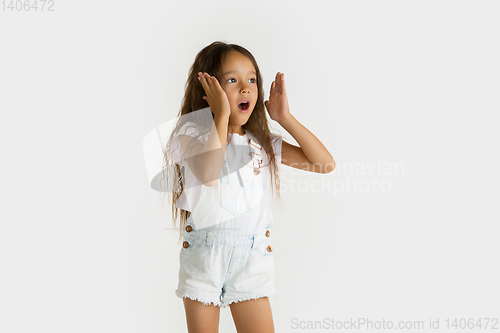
<box><xmin>219</xmin><ymin>51</ymin><xmax>258</xmax><ymax>126</ymax></box>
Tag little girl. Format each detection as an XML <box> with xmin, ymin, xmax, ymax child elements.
<box><xmin>164</xmin><ymin>41</ymin><xmax>335</xmax><ymax>333</ymax></box>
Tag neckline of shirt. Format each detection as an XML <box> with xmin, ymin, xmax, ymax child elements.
<box><xmin>228</xmin><ymin>132</ymin><xmax>248</xmax><ymax>140</ymax></box>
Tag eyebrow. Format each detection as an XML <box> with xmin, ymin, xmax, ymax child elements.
<box><xmin>222</xmin><ymin>70</ymin><xmax>257</xmax><ymax>77</ymax></box>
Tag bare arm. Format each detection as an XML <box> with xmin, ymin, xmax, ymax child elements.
<box><xmin>279</xmin><ymin>115</ymin><xmax>336</xmax><ymax>174</ymax></box>
<box><xmin>179</xmin><ymin>113</ymin><xmax>229</xmax><ymax>186</ymax></box>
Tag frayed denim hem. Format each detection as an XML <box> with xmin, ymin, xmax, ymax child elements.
<box><xmin>220</xmin><ymin>292</ymin><xmax>279</xmax><ymax>308</ymax></box>
<box><xmin>176</xmin><ymin>288</ymin><xmax>278</xmax><ymax>308</ymax></box>
<box><xmin>176</xmin><ymin>291</ymin><xmax>223</xmax><ymax>307</ymax></box>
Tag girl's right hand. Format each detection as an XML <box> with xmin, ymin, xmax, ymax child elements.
<box><xmin>198</xmin><ymin>72</ymin><xmax>231</xmax><ymax>119</ymax></box>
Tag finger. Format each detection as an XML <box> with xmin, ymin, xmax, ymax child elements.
<box><xmin>270</xmin><ymin>80</ymin><xmax>275</xmax><ymax>95</ymax></box>
<box><xmin>214</xmin><ymin>78</ymin><xmax>226</xmax><ymax>95</ymax></box>
<box><xmin>199</xmin><ymin>72</ymin><xmax>213</xmax><ymax>94</ymax></box>
<box><xmin>198</xmin><ymin>71</ymin><xmax>208</xmax><ymax>85</ymax></box>
<box><xmin>210</xmin><ymin>75</ymin><xmax>222</xmax><ymax>87</ymax></box>
<box><xmin>277</xmin><ymin>73</ymin><xmax>284</xmax><ymax>94</ymax></box>
<box><xmin>198</xmin><ymin>72</ymin><xmax>207</xmax><ymax>86</ymax></box>
<box><xmin>205</xmin><ymin>73</ymin><xmax>219</xmax><ymax>91</ymax></box>
<box><xmin>281</xmin><ymin>73</ymin><xmax>286</xmax><ymax>94</ymax></box>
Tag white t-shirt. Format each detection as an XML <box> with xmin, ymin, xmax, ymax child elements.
<box><xmin>169</xmin><ymin>121</ymin><xmax>283</xmax><ymax>233</ymax></box>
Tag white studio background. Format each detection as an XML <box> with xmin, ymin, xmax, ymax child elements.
<box><xmin>1</xmin><ymin>0</ymin><xmax>499</xmax><ymax>332</ymax></box>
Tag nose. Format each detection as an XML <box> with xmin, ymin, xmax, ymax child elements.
<box><xmin>239</xmin><ymin>81</ymin><xmax>251</xmax><ymax>93</ymax></box>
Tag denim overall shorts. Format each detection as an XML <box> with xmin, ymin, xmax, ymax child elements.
<box><xmin>175</xmin><ymin>132</ymin><xmax>278</xmax><ymax>307</ymax></box>
<box><xmin>175</xmin><ymin>215</ymin><xmax>277</xmax><ymax>308</ymax></box>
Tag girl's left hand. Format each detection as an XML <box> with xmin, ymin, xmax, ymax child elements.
<box><xmin>265</xmin><ymin>72</ymin><xmax>292</xmax><ymax>122</ymax></box>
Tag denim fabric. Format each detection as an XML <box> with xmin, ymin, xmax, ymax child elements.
<box><xmin>175</xmin><ymin>215</ymin><xmax>277</xmax><ymax>308</ymax></box>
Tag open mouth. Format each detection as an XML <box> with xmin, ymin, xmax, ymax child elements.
<box><xmin>238</xmin><ymin>101</ymin><xmax>250</xmax><ymax>111</ymax></box>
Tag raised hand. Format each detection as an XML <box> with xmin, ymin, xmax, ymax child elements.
<box><xmin>264</xmin><ymin>72</ymin><xmax>291</xmax><ymax>122</ymax></box>
<box><xmin>198</xmin><ymin>72</ymin><xmax>231</xmax><ymax>119</ymax></box>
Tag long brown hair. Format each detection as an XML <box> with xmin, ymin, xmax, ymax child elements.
<box><xmin>161</xmin><ymin>41</ymin><xmax>283</xmax><ymax>245</ymax></box>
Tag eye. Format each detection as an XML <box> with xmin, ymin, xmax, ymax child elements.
<box><xmin>227</xmin><ymin>78</ymin><xmax>257</xmax><ymax>83</ymax></box>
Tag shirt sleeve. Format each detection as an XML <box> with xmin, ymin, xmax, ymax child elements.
<box><xmin>169</xmin><ymin>121</ymin><xmax>208</xmax><ymax>166</ymax></box>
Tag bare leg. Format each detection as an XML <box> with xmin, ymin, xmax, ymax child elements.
<box><xmin>229</xmin><ymin>297</ymin><xmax>275</xmax><ymax>333</ymax></box>
<box><xmin>183</xmin><ymin>297</ymin><xmax>221</xmax><ymax>333</ymax></box>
